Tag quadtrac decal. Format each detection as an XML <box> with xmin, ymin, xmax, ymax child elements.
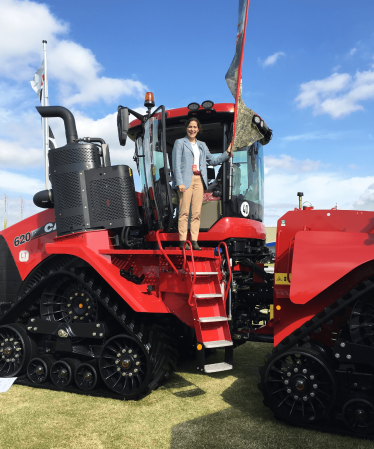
<box><xmin>14</xmin><ymin>222</ymin><xmax>56</xmax><ymax>247</ymax></box>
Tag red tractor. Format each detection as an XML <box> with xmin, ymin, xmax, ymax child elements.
<box><xmin>1</xmin><ymin>93</ymin><xmax>372</xmax><ymax>438</ymax></box>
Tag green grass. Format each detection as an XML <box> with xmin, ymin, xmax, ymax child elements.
<box><xmin>0</xmin><ymin>343</ymin><xmax>372</xmax><ymax>449</ymax></box>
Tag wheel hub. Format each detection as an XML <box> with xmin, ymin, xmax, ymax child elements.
<box><xmin>36</xmin><ymin>365</ymin><xmax>44</xmax><ymax>375</ymax></box>
<box><xmin>355</xmin><ymin>408</ymin><xmax>368</xmax><ymax>422</ymax></box>
<box><xmin>294</xmin><ymin>377</ymin><xmax>307</xmax><ymax>392</ymax></box>
<box><xmin>121</xmin><ymin>357</ymin><xmax>132</xmax><ymax>370</ymax></box>
<box><xmin>4</xmin><ymin>346</ymin><xmax>12</xmax><ymax>356</ymax></box>
<box><xmin>84</xmin><ymin>371</ymin><xmax>92</xmax><ymax>381</ymax></box>
<box><xmin>59</xmin><ymin>368</ymin><xmax>68</xmax><ymax>378</ymax></box>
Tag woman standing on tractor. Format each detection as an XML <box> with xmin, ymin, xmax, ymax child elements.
<box><xmin>172</xmin><ymin>117</ymin><xmax>232</xmax><ymax>250</ymax></box>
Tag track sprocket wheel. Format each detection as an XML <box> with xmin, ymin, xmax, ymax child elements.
<box><xmin>0</xmin><ymin>324</ymin><xmax>36</xmax><ymax>377</ymax></box>
<box><xmin>260</xmin><ymin>348</ymin><xmax>337</xmax><ymax>424</ymax></box>
<box><xmin>40</xmin><ymin>275</ymin><xmax>98</xmax><ymax>324</ymax></box>
<box><xmin>99</xmin><ymin>334</ymin><xmax>151</xmax><ymax>399</ymax></box>
<box><xmin>350</xmin><ymin>295</ymin><xmax>374</xmax><ymax>345</ymax></box>
<box><xmin>342</xmin><ymin>396</ymin><xmax>374</xmax><ymax>434</ymax></box>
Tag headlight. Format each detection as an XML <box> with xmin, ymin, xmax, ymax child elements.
<box><xmin>188</xmin><ymin>102</ymin><xmax>200</xmax><ymax>111</ymax></box>
<box><xmin>201</xmin><ymin>100</ymin><xmax>214</xmax><ymax>109</ymax></box>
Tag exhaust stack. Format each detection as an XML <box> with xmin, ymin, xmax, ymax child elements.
<box><xmin>36</xmin><ymin>106</ymin><xmax>78</xmax><ymax>144</ymax></box>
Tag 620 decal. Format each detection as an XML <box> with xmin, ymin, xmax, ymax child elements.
<box><xmin>14</xmin><ymin>233</ymin><xmax>31</xmax><ymax>247</ymax></box>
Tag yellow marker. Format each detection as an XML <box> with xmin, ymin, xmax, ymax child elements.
<box><xmin>129</xmin><ymin>167</ymin><xmax>132</xmax><ymax>176</ymax></box>
<box><xmin>274</xmin><ymin>273</ymin><xmax>291</xmax><ymax>285</ymax></box>
<box><xmin>152</xmin><ymin>166</ymin><xmax>155</xmax><ymax>176</ymax></box>
<box><xmin>276</xmin><ymin>305</ymin><xmax>281</xmax><ymax>311</ymax></box>
<box><xmin>197</xmin><ymin>344</ymin><xmax>203</xmax><ymax>351</ymax></box>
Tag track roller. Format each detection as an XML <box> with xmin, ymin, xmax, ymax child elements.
<box><xmin>99</xmin><ymin>334</ymin><xmax>151</xmax><ymax>399</ymax></box>
<box><xmin>260</xmin><ymin>348</ymin><xmax>337</xmax><ymax>425</ymax></box>
<box><xmin>50</xmin><ymin>358</ymin><xmax>80</xmax><ymax>388</ymax></box>
<box><xmin>75</xmin><ymin>361</ymin><xmax>99</xmax><ymax>391</ymax></box>
<box><xmin>27</xmin><ymin>356</ymin><xmax>54</xmax><ymax>384</ymax></box>
<box><xmin>342</xmin><ymin>395</ymin><xmax>374</xmax><ymax>435</ymax></box>
<box><xmin>0</xmin><ymin>323</ymin><xmax>36</xmax><ymax>377</ymax></box>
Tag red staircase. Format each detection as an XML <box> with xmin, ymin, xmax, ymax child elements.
<box><xmin>182</xmin><ymin>241</ymin><xmax>233</xmax><ymax>374</ymax></box>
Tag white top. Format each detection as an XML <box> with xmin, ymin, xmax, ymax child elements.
<box><xmin>191</xmin><ymin>141</ymin><xmax>199</xmax><ymax>171</ymax></box>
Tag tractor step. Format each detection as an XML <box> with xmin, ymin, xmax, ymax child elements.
<box><xmin>199</xmin><ymin>316</ymin><xmax>228</xmax><ymax>323</ymax></box>
<box><xmin>204</xmin><ymin>362</ymin><xmax>233</xmax><ymax>373</ymax></box>
<box><xmin>204</xmin><ymin>340</ymin><xmax>233</xmax><ymax>348</ymax></box>
<box><xmin>195</xmin><ymin>293</ymin><xmax>223</xmax><ymax>299</ymax></box>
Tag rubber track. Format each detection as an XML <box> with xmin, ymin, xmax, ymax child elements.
<box><xmin>259</xmin><ymin>276</ymin><xmax>374</xmax><ymax>440</ymax></box>
<box><xmin>1</xmin><ymin>256</ymin><xmax>178</xmax><ymax>398</ymax></box>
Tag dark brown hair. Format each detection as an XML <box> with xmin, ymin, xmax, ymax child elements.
<box><xmin>185</xmin><ymin>117</ymin><xmax>203</xmax><ymax>133</ymax></box>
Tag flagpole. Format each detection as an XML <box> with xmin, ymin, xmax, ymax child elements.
<box><xmin>43</xmin><ymin>40</ymin><xmax>50</xmax><ymax>191</ymax></box>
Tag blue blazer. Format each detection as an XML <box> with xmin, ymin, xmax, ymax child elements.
<box><xmin>172</xmin><ymin>136</ymin><xmax>229</xmax><ymax>190</ymax></box>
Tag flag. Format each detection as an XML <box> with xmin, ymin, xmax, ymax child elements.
<box><xmin>3</xmin><ymin>195</ymin><xmax>8</xmax><ymax>230</ymax></box>
<box><xmin>225</xmin><ymin>0</ymin><xmax>249</xmax><ymax>99</ymax></box>
<box><xmin>30</xmin><ymin>60</ymin><xmax>45</xmax><ymax>103</ymax></box>
<box><xmin>225</xmin><ymin>1</ymin><xmax>271</xmax><ymax>149</ymax></box>
<box><xmin>30</xmin><ymin>55</ymin><xmax>56</xmax><ymax>150</ymax></box>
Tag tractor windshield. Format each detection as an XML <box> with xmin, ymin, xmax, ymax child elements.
<box><xmin>231</xmin><ymin>141</ymin><xmax>264</xmax><ymax>220</ymax></box>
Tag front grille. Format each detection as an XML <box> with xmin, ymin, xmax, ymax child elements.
<box><xmin>89</xmin><ymin>176</ymin><xmax>138</xmax><ymax>223</ymax></box>
<box><xmin>55</xmin><ymin>172</ymin><xmax>82</xmax><ymax>210</ymax></box>
<box><xmin>59</xmin><ymin>214</ymin><xmax>84</xmax><ymax>229</ymax></box>
<box><xmin>51</xmin><ymin>147</ymin><xmax>100</xmax><ymax>167</ymax></box>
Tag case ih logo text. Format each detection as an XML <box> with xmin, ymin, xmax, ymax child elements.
<box><xmin>14</xmin><ymin>222</ymin><xmax>57</xmax><ymax>247</ymax></box>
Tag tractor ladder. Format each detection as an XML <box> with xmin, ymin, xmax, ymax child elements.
<box><xmin>182</xmin><ymin>241</ymin><xmax>233</xmax><ymax>374</ymax></box>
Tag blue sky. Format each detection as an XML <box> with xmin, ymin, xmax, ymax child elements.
<box><xmin>1</xmin><ymin>0</ymin><xmax>374</xmax><ymax>226</ymax></box>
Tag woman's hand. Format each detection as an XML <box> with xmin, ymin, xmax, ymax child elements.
<box><xmin>178</xmin><ymin>185</ymin><xmax>186</xmax><ymax>193</ymax></box>
<box><xmin>226</xmin><ymin>143</ymin><xmax>232</xmax><ymax>155</ymax></box>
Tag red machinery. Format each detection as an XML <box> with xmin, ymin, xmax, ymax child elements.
<box><xmin>1</xmin><ymin>94</ymin><xmax>373</xmax><ymax>437</ymax></box>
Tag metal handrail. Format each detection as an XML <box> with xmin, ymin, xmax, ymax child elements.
<box><xmin>182</xmin><ymin>241</ymin><xmax>197</xmax><ymax>307</ymax></box>
<box><xmin>218</xmin><ymin>241</ymin><xmax>232</xmax><ymax>304</ymax></box>
<box><xmin>155</xmin><ymin>230</ymin><xmax>179</xmax><ymax>276</ymax></box>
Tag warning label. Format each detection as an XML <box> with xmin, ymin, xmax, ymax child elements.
<box><xmin>274</xmin><ymin>273</ymin><xmax>291</xmax><ymax>285</ymax></box>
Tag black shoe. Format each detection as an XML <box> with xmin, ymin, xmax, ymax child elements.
<box><xmin>179</xmin><ymin>241</ymin><xmax>190</xmax><ymax>250</ymax></box>
<box><xmin>191</xmin><ymin>241</ymin><xmax>202</xmax><ymax>251</ymax></box>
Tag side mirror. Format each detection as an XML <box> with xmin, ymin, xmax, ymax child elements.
<box><xmin>117</xmin><ymin>107</ymin><xmax>129</xmax><ymax>146</ymax></box>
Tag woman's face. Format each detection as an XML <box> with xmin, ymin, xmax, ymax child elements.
<box><xmin>186</xmin><ymin>121</ymin><xmax>199</xmax><ymax>140</ymax></box>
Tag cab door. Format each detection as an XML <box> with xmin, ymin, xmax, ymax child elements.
<box><xmin>137</xmin><ymin>106</ymin><xmax>173</xmax><ymax>231</ymax></box>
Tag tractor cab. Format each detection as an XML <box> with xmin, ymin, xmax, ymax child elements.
<box><xmin>118</xmin><ymin>93</ymin><xmax>269</xmax><ymax>239</ymax></box>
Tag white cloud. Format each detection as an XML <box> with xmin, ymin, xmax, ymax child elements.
<box><xmin>349</xmin><ymin>48</ymin><xmax>357</xmax><ymax>56</ymax></box>
<box><xmin>0</xmin><ymin>0</ymin><xmax>147</xmax><ymax>106</ymax></box>
<box><xmin>353</xmin><ymin>183</ymin><xmax>374</xmax><ymax>210</ymax></box>
<box><xmin>0</xmin><ymin>140</ymin><xmax>42</xmax><ymax>166</ymax></box>
<box><xmin>261</xmin><ymin>52</ymin><xmax>285</xmax><ymax>67</ymax></box>
<box><xmin>0</xmin><ymin>170</ymin><xmax>44</xmax><ymax>194</ymax></box>
<box><xmin>282</xmin><ymin>132</ymin><xmax>340</xmax><ymax>142</ymax></box>
<box><xmin>295</xmin><ymin>70</ymin><xmax>374</xmax><ymax>118</ymax></box>
<box><xmin>263</xmin><ymin>154</ymin><xmax>374</xmax><ymax>225</ymax></box>
<box><xmin>265</xmin><ymin>154</ymin><xmax>321</xmax><ymax>174</ymax></box>
<box><xmin>0</xmin><ymin>0</ymin><xmax>68</xmax><ymax>80</ymax></box>
<box><xmin>49</xmin><ymin>41</ymin><xmax>147</xmax><ymax>106</ymax></box>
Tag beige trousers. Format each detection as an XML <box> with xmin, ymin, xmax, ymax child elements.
<box><xmin>178</xmin><ymin>174</ymin><xmax>204</xmax><ymax>241</ymax></box>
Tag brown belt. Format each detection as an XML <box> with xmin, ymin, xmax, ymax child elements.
<box><xmin>193</xmin><ymin>171</ymin><xmax>201</xmax><ymax>175</ymax></box>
